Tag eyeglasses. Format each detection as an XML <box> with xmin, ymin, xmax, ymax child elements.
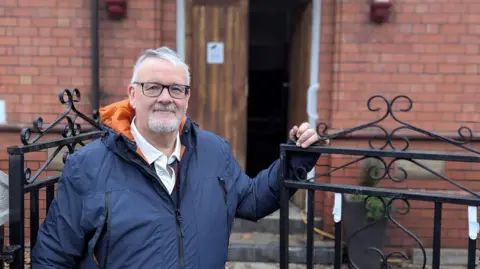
<box><xmin>133</xmin><ymin>82</ymin><xmax>190</xmax><ymax>99</ymax></box>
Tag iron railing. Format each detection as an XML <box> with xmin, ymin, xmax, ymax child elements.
<box><xmin>279</xmin><ymin>95</ymin><xmax>480</xmax><ymax>269</ymax></box>
<box><xmin>3</xmin><ymin>92</ymin><xmax>480</xmax><ymax>268</ymax></box>
<box><xmin>2</xmin><ymin>89</ymin><xmax>104</xmax><ymax>269</ymax></box>
<box><xmin>0</xmin><ymin>226</ymin><xmax>5</xmax><ymax>269</ymax></box>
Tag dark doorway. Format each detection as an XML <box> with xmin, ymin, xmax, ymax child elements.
<box><xmin>246</xmin><ymin>0</ymin><xmax>306</xmax><ymax>177</ymax></box>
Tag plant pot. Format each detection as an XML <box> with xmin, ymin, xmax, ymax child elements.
<box><xmin>342</xmin><ymin>194</ymin><xmax>388</xmax><ymax>269</ymax></box>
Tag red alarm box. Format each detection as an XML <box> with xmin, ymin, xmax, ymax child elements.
<box><xmin>370</xmin><ymin>0</ymin><xmax>392</xmax><ymax>24</ymax></box>
<box><xmin>104</xmin><ymin>0</ymin><xmax>127</xmax><ymax>20</ymax></box>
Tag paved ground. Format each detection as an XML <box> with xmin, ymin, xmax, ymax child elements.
<box><xmin>226</xmin><ymin>263</ymin><xmax>349</xmax><ymax>268</ymax></box>
<box><xmin>2</xmin><ymin>252</ymin><xmax>469</xmax><ymax>269</ymax></box>
<box><xmin>4</xmin><ymin>262</ymin><xmax>469</xmax><ymax>269</ymax></box>
<box><xmin>226</xmin><ymin>263</ymin><xmax>468</xmax><ymax>269</ymax></box>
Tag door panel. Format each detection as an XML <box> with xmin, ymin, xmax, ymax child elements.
<box><xmin>288</xmin><ymin>2</ymin><xmax>311</xmax><ymax>132</ymax></box>
<box><xmin>186</xmin><ymin>0</ymin><xmax>248</xmax><ymax>170</ymax></box>
<box><xmin>288</xmin><ymin>2</ymin><xmax>312</xmax><ymax>208</ymax></box>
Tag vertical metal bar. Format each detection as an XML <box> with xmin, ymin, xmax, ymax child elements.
<box><xmin>432</xmin><ymin>202</ymin><xmax>442</xmax><ymax>269</ymax></box>
<box><xmin>0</xmin><ymin>225</ymin><xmax>4</xmax><ymax>269</ymax></box>
<box><xmin>90</xmin><ymin>0</ymin><xmax>100</xmax><ymax>118</ymax></box>
<box><xmin>30</xmin><ymin>190</ymin><xmax>39</xmax><ymax>249</ymax></box>
<box><xmin>334</xmin><ymin>220</ymin><xmax>342</xmax><ymax>269</ymax></box>
<box><xmin>306</xmin><ymin>189</ymin><xmax>315</xmax><ymax>269</ymax></box>
<box><xmin>467</xmin><ymin>238</ymin><xmax>476</xmax><ymax>269</ymax></box>
<box><xmin>9</xmin><ymin>153</ymin><xmax>25</xmax><ymax>269</ymax></box>
<box><xmin>279</xmin><ymin>149</ymin><xmax>290</xmax><ymax>269</ymax></box>
<box><xmin>176</xmin><ymin>0</ymin><xmax>186</xmax><ymax>61</ymax></box>
<box><xmin>46</xmin><ymin>185</ymin><xmax>55</xmax><ymax>213</ymax></box>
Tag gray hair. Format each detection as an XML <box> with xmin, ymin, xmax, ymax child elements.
<box><xmin>130</xmin><ymin>46</ymin><xmax>191</xmax><ymax>85</ymax></box>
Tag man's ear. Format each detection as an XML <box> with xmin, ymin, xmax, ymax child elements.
<box><xmin>185</xmin><ymin>90</ymin><xmax>190</xmax><ymax>110</ymax></box>
<box><xmin>128</xmin><ymin>85</ymin><xmax>136</xmax><ymax>109</ymax></box>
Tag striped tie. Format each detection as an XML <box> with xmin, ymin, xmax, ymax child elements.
<box><xmin>169</xmin><ymin>159</ymin><xmax>180</xmax><ymax>193</ymax></box>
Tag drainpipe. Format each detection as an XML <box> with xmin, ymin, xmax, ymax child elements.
<box><xmin>305</xmin><ymin>0</ymin><xmax>322</xmax><ymax>215</ymax></box>
<box><xmin>91</xmin><ymin>0</ymin><xmax>100</xmax><ymax>119</ymax></box>
<box><xmin>176</xmin><ymin>0</ymin><xmax>186</xmax><ymax>61</ymax></box>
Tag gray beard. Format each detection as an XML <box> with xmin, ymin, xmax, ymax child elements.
<box><xmin>147</xmin><ymin>114</ymin><xmax>181</xmax><ymax>133</ymax></box>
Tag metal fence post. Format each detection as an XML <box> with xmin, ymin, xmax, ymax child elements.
<box><xmin>0</xmin><ymin>169</ymin><xmax>7</xmax><ymax>269</ymax></box>
<box><xmin>0</xmin><ymin>225</ymin><xmax>4</xmax><ymax>269</ymax></box>
<box><xmin>8</xmin><ymin>152</ymin><xmax>25</xmax><ymax>269</ymax></box>
<box><xmin>279</xmin><ymin>149</ymin><xmax>290</xmax><ymax>269</ymax></box>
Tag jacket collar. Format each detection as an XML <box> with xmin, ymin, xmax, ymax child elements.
<box><xmin>98</xmin><ymin>98</ymin><xmax>195</xmax><ymax>162</ymax></box>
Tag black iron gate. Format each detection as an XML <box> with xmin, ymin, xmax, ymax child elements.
<box><xmin>280</xmin><ymin>95</ymin><xmax>480</xmax><ymax>269</ymax></box>
<box><xmin>1</xmin><ymin>89</ymin><xmax>104</xmax><ymax>269</ymax></box>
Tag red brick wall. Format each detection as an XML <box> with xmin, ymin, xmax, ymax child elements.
<box><xmin>315</xmin><ymin>0</ymin><xmax>480</xmax><ymax>255</ymax></box>
<box><xmin>1</xmin><ymin>0</ymin><xmax>176</xmax><ymax>124</ymax></box>
<box><xmin>325</xmin><ymin>0</ymin><xmax>480</xmax><ymax>132</ymax></box>
<box><xmin>0</xmin><ymin>0</ymin><xmax>176</xmax><ymax>247</ymax></box>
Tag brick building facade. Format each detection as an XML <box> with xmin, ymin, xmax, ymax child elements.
<box><xmin>314</xmin><ymin>0</ymin><xmax>480</xmax><ymax>254</ymax></box>
<box><xmin>1</xmin><ymin>0</ymin><xmax>479</xmax><ymax>257</ymax></box>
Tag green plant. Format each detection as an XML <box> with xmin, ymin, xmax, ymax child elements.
<box><xmin>350</xmin><ymin>158</ymin><xmax>392</xmax><ymax>222</ymax></box>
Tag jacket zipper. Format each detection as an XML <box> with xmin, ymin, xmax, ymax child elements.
<box><xmin>175</xmin><ymin>160</ymin><xmax>187</xmax><ymax>269</ymax></box>
<box><xmin>127</xmin><ymin>151</ymin><xmax>187</xmax><ymax>269</ymax></box>
<box><xmin>175</xmin><ymin>208</ymin><xmax>184</xmax><ymax>269</ymax></box>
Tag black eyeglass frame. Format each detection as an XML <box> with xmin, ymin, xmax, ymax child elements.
<box><xmin>132</xmin><ymin>81</ymin><xmax>191</xmax><ymax>99</ymax></box>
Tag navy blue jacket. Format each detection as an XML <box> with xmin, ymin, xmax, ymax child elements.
<box><xmin>31</xmin><ymin>100</ymin><xmax>319</xmax><ymax>269</ymax></box>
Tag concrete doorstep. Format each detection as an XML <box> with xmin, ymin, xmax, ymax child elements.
<box><xmin>227</xmin><ymin>204</ymin><xmax>475</xmax><ymax>268</ymax></box>
<box><xmin>228</xmin><ymin>204</ymin><xmax>335</xmax><ymax>265</ymax></box>
<box><xmin>412</xmin><ymin>248</ymin><xmax>479</xmax><ymax>267</ymax></box>
<box><xmin>231</xmin><ymin>208</ymin><xmax>323</xmax><ymax>234</ymax></box>
<box><xmin>227</xmin><ymin>232</ymin><xmax>335</xmax><ymax>264</ymax></box>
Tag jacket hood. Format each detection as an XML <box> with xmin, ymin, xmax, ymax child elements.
<box><xmin>98</xmin><ymin>98</ymin><xmax>188</xmax><ymax>160</ymax></box>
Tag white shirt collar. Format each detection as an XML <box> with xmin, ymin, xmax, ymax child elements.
<box><xmin>130</xmin><ymin>116</ymin><xmax>181</xmax><ymax>165</ymax></box>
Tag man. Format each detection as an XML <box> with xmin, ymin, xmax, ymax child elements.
<box><xmin>31</xmin><ymin>47</ymin><xmax>327</xmax><ymax>269</ymax></box>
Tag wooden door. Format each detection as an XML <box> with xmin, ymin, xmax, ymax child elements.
<box><xmin>288</xmin><ymin>2</ymin><xmax>312</xmax><ymax>208</ymax></box>
<box><xmin>185</xmin><ymin>0</ymin><xmax>248</xmax><ymax>170</ymax></box>
<box><xmin>288</xmin><ymin>2</ymin><xmax>311</xmax><ymax>132</ymax></box>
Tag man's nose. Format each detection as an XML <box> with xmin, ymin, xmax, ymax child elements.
<box><xmin>156</xmin><ymin>87</ymin><xmax>173</xmax><ymax>102</ymax></box>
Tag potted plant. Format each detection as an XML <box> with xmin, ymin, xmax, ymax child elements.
<box><xmin>342</xmin><ymin>158</ymin><xmax>391</xmax><ymax>269</ymax></box>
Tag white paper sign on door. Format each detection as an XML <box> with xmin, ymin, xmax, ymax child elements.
<box><xmin>207</xmin><ymin>42</ymin><xmax>224</xmax><ymax>64</ymax></box>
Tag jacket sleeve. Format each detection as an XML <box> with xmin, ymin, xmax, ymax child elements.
<box><xmin>31</xmin><ymin>158</ymin><xmax>88</xmax><ymax>268</ymax></box>
<box><xmin>230</xmin><ymin>140</ymin><xmax>320</xmax><ymax>221</ymax></box>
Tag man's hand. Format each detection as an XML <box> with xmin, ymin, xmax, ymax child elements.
<box><xmin>289</xmin><ymin>122</ymin><xmax>330</xmax><ymax>148</ymax></box>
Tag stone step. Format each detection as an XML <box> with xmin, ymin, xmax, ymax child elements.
<box><xmin>412</xmin><ymin>248</ymin><xmax>479</xmax><ymax>267</ymax></box>
<box><xmin>232</xmin><ymin>205</ymin><xmax>323</xmax><ymax>234</ymax></box>
<box><xmin>227</xmin><ymin>232</ymin><xmax>336</xmax><ymax>264</ymax></box>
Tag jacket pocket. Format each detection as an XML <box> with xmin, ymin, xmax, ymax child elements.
<box><xmin>217</xmin><ymin>177</ymin><xmax>230</xmax><ymax>244</ymax></box>
<box><xmin>89</xmin><ymin>191</ymin><xmax>111</xmax><ymax>269</ymax></box>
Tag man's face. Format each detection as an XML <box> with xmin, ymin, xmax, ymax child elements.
<box><xmin>128</xmin><ymin>58</ymin><xmax>190</xmax><ymax>134</ymax></box>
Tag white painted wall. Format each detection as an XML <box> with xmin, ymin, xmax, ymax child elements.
<box><xmin>0</xmin><ymin>100</ymin><xmax>6</xmax><ymax>124</ymax></box>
